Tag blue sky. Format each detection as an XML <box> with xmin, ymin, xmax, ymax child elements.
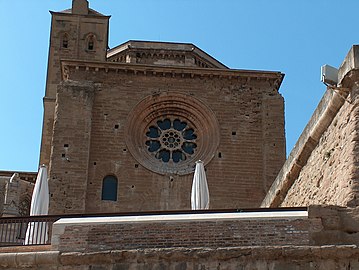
<box><xmin>0</xmin><ymin>0</ymin><xmax>358</xmax><ymax>172</ymax></box>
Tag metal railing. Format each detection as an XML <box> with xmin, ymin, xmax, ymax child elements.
<box><xmin>0</xmin><ymin>216</ymin><xmax>58</xmax><ymax>246</ymax></box>
<box><xmin>0</xmin><ymin>207</ymin><xmax>307</xmax><ymax>247</ymax></box>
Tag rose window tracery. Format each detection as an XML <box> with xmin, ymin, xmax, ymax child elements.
<box><xmin>145</xmin><ymin>118</ymin><xmax>197</xmax><ymax>163</ymax></box>
<box><xmin>125</xmin><ymin>92</ymin><xmax>220</xmax><ymax>175</ymax></box>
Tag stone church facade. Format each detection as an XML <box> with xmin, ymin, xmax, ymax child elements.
<box><xmin>3</xmin><ymin>0</ymin><xmax>359</xmax><ymax>269</ymax></box>
<box><xmin>39</xmin><ymin>0</ymin><xmax>286</xmax><ymax>215</ymax></box>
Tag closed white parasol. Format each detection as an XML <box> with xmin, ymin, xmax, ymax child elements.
<box><xmin>25</xmin><ymin>165</ymin><xmax>49</xmax><ymax>245</ymax></box>
<box><xmin>191</xmin><ymin>160</ymin><xmax>209</xmax><ymax>210</ymax></box>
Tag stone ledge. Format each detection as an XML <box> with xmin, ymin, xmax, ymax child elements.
<box><xmin>59</xmin><ymin>245</ymin><xmax>359</xmax><ymax>263</ymax></box>
<box><xmin>0</xmin><ymin>251</ymin><xmax>59</xmax><ymax>268</ymax></box>
<box><xmin>53</xmin><ymin>210</ymin><xmax>308</xmax><ymax>226</ymax></box>
<box><xmin>0</xmin><ymin>244</ymin><xmax>51</xmax><ymax>254</ymax></box>
<box><xmin>0</xmin><ymin>246</ymin><xmax>359</xmax><ymax>268</ymax></box>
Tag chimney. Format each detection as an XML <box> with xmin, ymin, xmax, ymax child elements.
<box><xmin>72</xmin><ymin>0</ymin><xmax>89</xmax><ymax>15</ymax></box>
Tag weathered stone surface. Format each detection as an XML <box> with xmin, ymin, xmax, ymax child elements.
<box><xmin>47</xmin><ymin>60</ymin><xmax>285</xmax><ymax>214</ymax></box>
<box><xmin>263</xmin><ymin>45</ymin><xmax>359</xmax><ymax>209</ymax></box>
<box><xmin>2</xmin><ymin>246</ymin><xmax>359</xmax><ymax>269</ymax></box>
<box><xmin>40</xmin><ymin>4</ymin><xmax>109</xmax><ymax>166</ymax></box>
<box><xmin>281</xmin><ymin>96</ymin><xmax>356</xmax><ymax>207</ymax></box>
<box><xmin>0</xmin><ymin>252</ymin><xmax>16</xmax><ymax>268</ymax></box>
<box><xmin>48</xmin><ymin>80</ymin><xmax>95</xmax><ymax>214</ymax></box>
<box><xmin>15</xmin><ymin>252</ymin><xmax>37</xmax><ymax>268</ymax></box>
<box><xmin>261</xmin><ymin>85</ymin><xmax>347</xmax><ymax>207</ymax></box>
<box><xmin>308</xmin><ymin>205</ymin><xmax>359</xmax><ymax>245</ymax></box>
<box><xmin>51</xmin><ymin>213</ymin><xmax>309</xmax><ymax>252</ymax></box>
<box><xmin>0</xmin><ymin>173</ymin><xmax>34</xmax><ymax>218</ymax></box>
<box><xmin>35</xmin><ymin>251</ymin><xmax>60</xmax><ymax>266</ymax></box>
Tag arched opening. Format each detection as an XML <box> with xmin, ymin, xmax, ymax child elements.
<box><xmin>101</xmin><ymin>175</ymin><xmax>118</xmax><ymax>201</ymax></box>
<box><xmin>87</xmin><ymin>34</ymin><xmax>95</xmax><ymax>51</ymax></box>
<box><xmin>62</xmin><ymin>33</ymin><xmax>69</xmax><ymax>49</ymax></box>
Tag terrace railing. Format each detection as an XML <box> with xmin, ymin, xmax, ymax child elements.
<box><xmin>0</xmin><ymin>216</ymin><xmax>58</xmax><ymax>246</ymax></box>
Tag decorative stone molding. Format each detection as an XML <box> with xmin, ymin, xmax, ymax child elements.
<box><xmin>60</xmin><ymin>59</ymin><xmax>284</xmax><ymax>86</ymax></box>
<box><xmin>107</xmin><ymin>41</ymin><xmax>228</xmax><ymax>69</ymax></box>
<box><xmin>125</xmin><ymin>92</ymin><xmax>220</xmax><ymax>175</ymax></box>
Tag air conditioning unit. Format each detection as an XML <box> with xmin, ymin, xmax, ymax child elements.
<box><xmin>321</xmin><ymin>64</ymin><xmax>338</xmax><ymax>86</ymax></box>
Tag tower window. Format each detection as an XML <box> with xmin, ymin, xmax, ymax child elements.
<box><xmin>87</xmin><ymin>34</ymin><xmax>95</xmax><ymax>51</ymax></box>
<box><xmin>101</xmin><ymin>175</ymin><xmax>118</xmax><ymax>201</ymax></box>
<box><xmin>88</xmin><ymin>40</ymin><xmax>94</xmax><ymax>50</ymax></box>
<box><xmin>62</xmin><ymin>33</ymin><xmax>69</xmax><ymax>49</ymax></box>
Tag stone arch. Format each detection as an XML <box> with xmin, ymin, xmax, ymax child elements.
<box><xmin>85</xmin><ymin>33</ymin><xmax>97</xmax><ymax>51</ymax></box>
<box><xmin>60</xmin><ymin>32</ymin><xmax>70</xmax><ymax>49</ymax></box>
<box><xmin>101</xmin><ymin>175</ymin><xmax>118</xmax><ymax>201</ymax></box>
<box><xmin>125</xmin><ymin>92</ymin><xmax>220</xmax><ymax>175</ymax></box>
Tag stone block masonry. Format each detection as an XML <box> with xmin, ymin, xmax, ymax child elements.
<box><xmin>3</xmin><ymin>246</ymin><xmax>359</xmax><ymax>269</ymax></box>
<box><xmin>262</xmin><ymin>45</ymin><xmax>359</xmax><ymax>208</ymax></box>
<box><xmin>48</xmin><ymin>60</ymin><xmax>285</xmax><ymax>214</ymax></box>
<box><xmin>51</xmin><ymin>211</ymin><xmax>311</xmax><ymax>252</ymax></box>
<box><xmin>40</xmin><ymin>5</ymin><xmax>110</xmax><ymax>166</ymax></box>
<box><xmin>309</xmin><ymin>205</ymin><xmax>359</xmax><ymax>245</ymax></box>
<box><xmin>41</xmin><ymin>1</ymin><xmax>286</xmax><ymax>215</ymax></box>
<box><xmin>281</xmin><ymin>88</ymin><xmax>355</xmax><ymax>207</ymax></box>
<box><xmin>49</xmin><ymin>81</ymin><xmax>95</xmax><ymax>214</ymax></box>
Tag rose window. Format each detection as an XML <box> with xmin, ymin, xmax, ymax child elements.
<box><xmin>125</xmin><ymin>92</ymin><xmax>220</xmax><ymax>175</ymax></box>
<box><xmin>145</xmin><ymin>118</ymin><xmax>197</xmax><ymax>163</ymax></box>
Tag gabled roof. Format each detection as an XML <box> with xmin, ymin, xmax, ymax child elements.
<box><xmin>107</xmin><ymin>40</ymin><xmax>228</xmax><ymax>69</ymax></box>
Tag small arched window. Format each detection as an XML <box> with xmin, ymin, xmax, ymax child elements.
<box><xmin>62</xmin><ymin>33</ymin><xmax>69</xmax><ymax>49</ymax></box>
<box><xmin>101</xmin><ymin>175</ymin><xmax>118</xmax><ymax>201</ymax></box>
<box><xmin>87</xmin><ymin>34</ymin><xmax>95</xmax><ymax>51</ymax></box>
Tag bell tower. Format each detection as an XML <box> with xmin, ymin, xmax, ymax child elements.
<box><xmin>39</xmin><ymin>0</ymin><xmax>110</xmax><ymax>166</ymax></box>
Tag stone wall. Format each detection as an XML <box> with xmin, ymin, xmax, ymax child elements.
<box><xmin>40</xmin><ymin>6</ymin><xmax>110</xmax><ymax>166</ymax></box>
<box><xmin>309</xmin><ymin>205</ymin><xmax>359</xmax><ymax>245</ymax></box>
<box><xmin>2</xmin><ymin>246</ymin><xmax>359</xmax><ymax>269</ymax></box>
<box><xmin>262</xmin><ymin>45</ymin><xmax>359</xmax><ymax>208</ymax></box>
<box><xmin>49</xmin><ymin>81</ymin><xmax>95</xmax><ymax>214</ymax></box>
<box><xmin>50</xmin><ymin>205</ymin><xmax>359</xmax><ymax>251</ymax></box>
<box><xmin>50</xmin><ymin>211</ymin><xmax>312</xmax><ymax>252</ymax></box>
<box><xmin>281</xmin><ymin>93</ymin><xmax>356</xmax><ymax>207</ymax></box>
<box><xmin>48</xmin><ymin>61</ymin><xmax>285</xmax><ymax>214</ymax></box>
<box><xmin>0</xmin><ymin>173</ymin><xmax>34</xmax><ymax>217</ymax></box>
<box><xmin>40</xmin><ymin>2</ymin><xmax>286</xmax><ymax>215</ymax></box>
<box><xmin>2</xmin><ymin>206</ymin><xmax>359</xmax><ymax>269</ymax></box>
<box><xmin>0</xmin><ymin>178</ymin><xmax>6</xmax><ymax>215</ymax></box>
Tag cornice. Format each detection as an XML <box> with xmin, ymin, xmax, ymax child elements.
<box><xmin>61</xmin><ymin>59</ymin><xmax>284</xmax><ymax>88</ymax></box>
<box><xmin>107</xmin><ymin>40</ymin><xmax>228</xmax><ymax>69</ymax></box>
<box><xmin>50</xmin><ymin>10</ymin><xmax>111</xmax><ymax>19</ymax></box>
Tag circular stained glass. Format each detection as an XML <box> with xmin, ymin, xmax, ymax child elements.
<box><xmin>125</xmin><ymin>92</ymin><xmax>220</xmax><ymax>175</ymax></box>
<box><xmin>145</xmin><ymin>118</ymin><xmax>197</xmax><ymax>163</ymax></box>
